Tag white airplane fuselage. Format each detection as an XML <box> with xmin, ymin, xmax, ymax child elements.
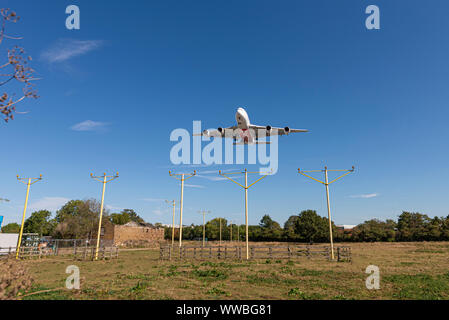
<box><xmin>235</xmin><ymin>108</ymin><xmax>254</xmax><ymax>143</ymax></box>
<box><xmin>236</xmin><ymin>108</ymin><xmax>251</xmax><ymax>130</ymax></box>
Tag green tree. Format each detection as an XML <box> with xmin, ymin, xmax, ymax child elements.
<box><xmin>121</xmin><ymin>209</ymin><xmax>145</xmax><ymax>224</ymax></box>
<box><xmin>259</xmin><ymin>215</ymin><xmax>282</xmax><ymax>241</ymax></box>
<box><xmin>259</xmin><ymin>215</ymin><xmax>274</xmax><ymax>228</ymax></box>
<box><xmin>23</xmin><ymin>210</ymin><xmax>56</xmax><ymax>236</ymax></box>
<box><xmin>352</xmin><ymin>219</ymin><xmax>396</xmax><ymax>242</ymax></box>
<box><xmin>1</xmin><ymin>222</ymin><xmax>20</xmax><ymax>233</ymax></box>
<box><xmin>205</xmin><ymin>218</ymin><xmax>227</xmax><ymax>241</ymax></box>
<box><xmin>55</xmin><ymin>200</ymin><xmax>85</xmax><ymax>223</ymax></box>
<box><xmin>283</xmin><ymin>215</ymin><xmax>300</xmax><ymax>240</ymax></box>
<box><xmin>181</xmin><ymin>224</ymin><xmax>202</xmax><ymax>240</ymax></box>
<box><xmin>110</xmin><ymin>211</ymin><xmax>131</xmax><ymax>225</ymax></box>
<box><xmin>294</xmin><ymin>210</ymin><xmax>334</xmax><ymax>243</ymax></box>
<box><xmin>425</xmin><ymin>217</ymin><xmax>443</xmax><ymax>241</ymax></box>
<box><xmin>441</xmin><ymin>215</ymin><xmax>449</xmax><ymax>240</ymax></box>
<box><xmin>248</xmin><ymin>225</ymin><xmax>263</xmax><ymax>241</ymax></box>
<box><xmin>53</xmin><ymin>199</ymin><xmax>107</xmax><ymax>239</ymax></box>
<box><xmin>397</xmin><ymin>211</ymin><xmax>431</xmax><ymax>241</ymax></box>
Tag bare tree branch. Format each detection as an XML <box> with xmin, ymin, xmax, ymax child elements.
<box><xmin>0</xmin><ymin>8</ymin><xmax>38</xmax><ymax>122</ymax></box>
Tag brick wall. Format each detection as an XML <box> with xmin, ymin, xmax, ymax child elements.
<box><xmin>102</xmin><ymin>222</ymin><xmax>115</xmax><ymax>241</ymax></box>
<box><xmin>112</xmin><ymin>225</ymin><xmax>164</xmax><ymax>246</ymax></box>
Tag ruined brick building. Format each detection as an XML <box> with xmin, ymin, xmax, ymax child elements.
<box><xmin>101</xmin><ymin>221</ymin><xmax>164</xmax><ymax>247</ymax></box>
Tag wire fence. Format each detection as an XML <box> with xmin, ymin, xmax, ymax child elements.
<box><xmin>0</xmin><ymin>238</ymin><xmax>115</xmax><ymax>258</ymax></box>
<box><xmin>51</xmin><ymin>239</ymin><xmax>113</xmax><ymax>248</ymax></box>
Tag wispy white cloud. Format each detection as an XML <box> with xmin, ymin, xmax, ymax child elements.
<box><xmin>71</xmin><ymin>120</ymin><xmax>109</xmax><ymax>132</ymax></box>
<box><xmin>196</xmin><ymin>170</ymin><xmax>220</xmax><ymax>175</ymax></box>
<box><xmin>41</xmin><ymin>39</ymin><xmax>103</xmax><ymax>63</ymax></box>
<box><xmin>142</xmin><ymin>198</ymin><xmax>166</xmax><ymax>203</ymax></box>
<box><xmin>196</xmin><ymin>175</ymin><xmax>229</xmax><ymax>181</ymax></box>
<box><xmin>183</xmin><ymin>184</ymin><xmax>205</xmax><ymax>189</ymax></box>
<box><xmin>196</xmin><ymin>169</ymin><xmax>242</xmax><ymax>181</ymax></box>
<box><xmin>29</xmin><ymin>197</ymin><xmax>70</xmax><ymax>212</ymax></box>
<box><xmin>349</xmin><ymin>193</ymin><xmax>379</xmax><ymax>199</ymax></box>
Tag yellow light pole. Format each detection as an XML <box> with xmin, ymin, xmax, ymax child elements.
<box><xmin>90</xmin><ymin>172</ymin><xmax>119</xmax><ymax>261</ymax></box>
<box><xmin>169</xmin><ymin>171</ymin><xmax>196</xmax><ymax>247</ymax></box>
<box><xmin>298</xmin><ymin>166</ymin><xmax>355</xmax><ymax>260</ymax></box>
<box><xmin>16</xmin><ymin>175</ymin><xmax>42</xmax><ymax>259</ymax></box>
<box><xmin>165</xmin><ymin>200</ymin><xmax>176</xmax><ymax>247</ymax></box>
<box><xmin>219</xmin><ymin>169</ymin><xmax>271</xmax><ymax>260</ymax></box>
<box><xmin>198</xmin><ymin>210</ymin><xmax>210</xmax><ymax>247</ymax></box>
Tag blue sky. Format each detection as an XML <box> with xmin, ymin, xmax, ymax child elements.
<box><xmin>1</xmin><ymin>0</ymin><xmax>448</xmax><ymax>227</ymax></box>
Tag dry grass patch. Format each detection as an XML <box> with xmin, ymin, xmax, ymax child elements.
<box><xmin>17</xmin><ymin>242</ymin><xmax>449</xmax><ymax>300</ymax></box>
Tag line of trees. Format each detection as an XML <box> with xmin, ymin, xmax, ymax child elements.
<box><xmin>2</xmin><ymin>205</ymin><xmax>449</xmax><ymax>243</ymax></box>
<box><xmin>350</xmin><ymin>212</ymin><xmax>449</xmax><ymax>242</ymax></box>
<box><xmin>0</xmin><ymin>199</ymin><xmax>147</xmax><ymax>239</ymax></box>
<box><xmin>164</xmin><ymin>210</ymin><xmax>449</xmax><ymax>243</ymax></box>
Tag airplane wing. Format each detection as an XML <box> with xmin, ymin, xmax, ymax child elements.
<box><xmin>249</xmin><ymin>125</ymin><xmax>309</xmax><ymax>136</ymax></box>
<box><xmin>193</xmin><ymin>126</ymin><xmax>238</xmax><ymax>138</ymax></box>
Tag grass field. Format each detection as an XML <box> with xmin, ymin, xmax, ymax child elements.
<box><xmin>19</xmin><ymin>242</ymin><xmax>449</xmax><ymax>300</ymax></box>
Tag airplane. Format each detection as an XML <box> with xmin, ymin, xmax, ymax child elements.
<box><xmin>194</xmin><ymin>107</ymin><xmax>308</xmax><ymax>145</ymax></box>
